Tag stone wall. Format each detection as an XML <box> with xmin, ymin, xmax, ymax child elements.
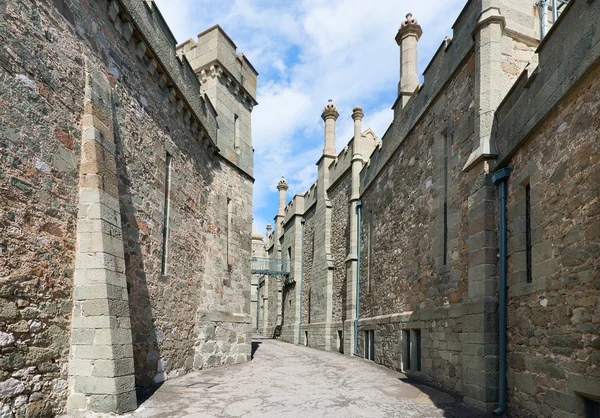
<box><xmin>252</xmin><ymin>0</ymin><xmax>599</xmax><ymax>416</ymax></box>
<box><xmin>329</xmin><ymin>174</ymin><xmax>351</xmax><ymax>324</ymax></box>
<box><xmin>0</xmin><ymin>0</ymin><xmax>254</xmax><ymax>415</ymax></box>
<box><xmin>0</xmin><ymin>1</ymin><xmax>82</xmax><ymax>413</ymax></box>
<box><xmin>357</xmin><ymin>51</ymin><xmax>474</xmax><ymax>395</ymax></box>
<box><xmin>503</xmin><ymin>54</ymin><xmax>600</xmax><ymax>418</ymax></box>
<box><xmin>301</xmin><ymin>206</ymin><xmax>316</xmax><ymax>326</ymax></box>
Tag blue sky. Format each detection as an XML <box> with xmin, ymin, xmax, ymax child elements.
<box><xmin>154</xmin><ymin>0</ymin><xmax>467</xmax><ymax>236</ymax></box>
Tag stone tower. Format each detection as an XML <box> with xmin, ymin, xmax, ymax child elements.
<box><xmin>177</xmin><ymin>25</ymin><xmax>258</xmax><ymax>176</ymax></box>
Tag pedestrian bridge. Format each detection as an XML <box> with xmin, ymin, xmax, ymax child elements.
<box><xmin>250</xmin><ymin>257</ymin><xmax>292</xmax><ymax>284</ymax></box>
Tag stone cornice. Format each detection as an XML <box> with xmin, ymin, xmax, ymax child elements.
<box><xmin>197</xmin><ymin>61</ymin><xmax>259</xmax><ymax>109</ymax></box>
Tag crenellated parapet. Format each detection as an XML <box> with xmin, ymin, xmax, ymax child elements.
<box><xmin>105</xmin><ymin>0</ymin><xmax>219</xmax><ymax>153</ymax></box>
<box><xmin>361</xmin><ymin>0</ymin><xmax>541</xmax><ymax>192</ymax></box>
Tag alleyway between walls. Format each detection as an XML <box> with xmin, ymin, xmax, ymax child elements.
<box><xmin>123</xmin><ymin>338</ymin><xmax>487</xmax><ymax>418</ymax></box>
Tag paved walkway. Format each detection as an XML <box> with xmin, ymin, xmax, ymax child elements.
<box><xmin>125</xmin><ymin>338</ymin><xmax>488</xmax><ymax>418</ymax></box>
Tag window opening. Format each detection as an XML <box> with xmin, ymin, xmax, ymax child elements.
<box><xmin>160</xmin><ymin>152</ymin><xmax>172</xmax><ymax>276</ymax></box>
<box><xmin>234</xmin><ymin>114</ymin><xmax>241</xmax><ymax>154</ymax></box>
<box><xmin>585</xmin><ymin>397</ymin><xmax>600</xmax><ymax>418</ymax></box>
<box><xmin>367</xmin><ymin>218</ymin><xmax>372</xmax><ymax>292</ymax></box>
<box><xmin>525</xmin><ymin>184</ymin><xmax>532</xmax><ymax>283</ymax></box>
<box><xmin>443</xmin><ymin>131</ymin><xmax>449</xmax><ymax>265</ymax></box>
<box><xmin>364</xmin><ymin>330</ymin><xmax>374</xmax><ymax>361</ymax></box>
<box><xmin>227</xmin><ymin>198</ymin><xmax>233</xmax><ymax>269</ymax></box>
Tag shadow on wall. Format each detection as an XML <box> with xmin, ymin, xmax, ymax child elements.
<box><xmin>112</xmin><ymin>96</ymin><xmax>162</xmax><ymax>403</ymax></box>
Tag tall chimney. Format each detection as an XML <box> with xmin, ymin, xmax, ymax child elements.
<box><xmin>352</xmin><ymin>106</ymin><xmax>365</xmax><ymax>160</ymax></box>
<box><xmin>321</xmin><ymin>99</ymin><xmax>339</xmax><ymax>157</ymax></box>
<box><xmin>277</xmin><ymin>177</ymin><xmax>289</xmax><ymax>216</ymax></box>
<box><xmin>396</xmin><ymin>13</ymin><xmax>422</xmax><ymax>108</ymax></box>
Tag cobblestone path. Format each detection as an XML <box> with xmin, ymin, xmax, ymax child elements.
<box><xmin>125</xmin><ymin>337</ymin><xmax>488</xmax><ymax>418</ymax></box>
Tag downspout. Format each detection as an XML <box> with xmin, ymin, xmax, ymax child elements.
<box><xmin>492</xmin><ymin>167</ymin><xmax>512</xmax><ymax>416</ymax></box>
<box><xmin>353</xmin><ymin>200</ymin><xmax>362</xmax><ymax>356</ymax></box>
<box><xmin>298</xmin><ymin>218</ymin><xmax>306</xmax><ymax>344</ymax></box>
<box><xmin>256</xmin><ymin>277</ymin><xmax>260</xmax><ymax>331</ymax></box>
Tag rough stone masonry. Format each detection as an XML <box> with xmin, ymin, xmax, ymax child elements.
<box><xmin>0</xmin><ymin>0</ymin><xmax>256</xmax><ymax>416</ymax></box>
<box><xmin>256</xmin><ymin>0</ymin><xmax>600</xmax><ymax>417</ymax></box>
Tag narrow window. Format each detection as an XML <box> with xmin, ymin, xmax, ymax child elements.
<box><xmin>234</xmin><ymin>114</ymin><xmax>241</xmax><ymax>153</ymax></box>
<box><xmin>403</xmin><ymin>330</ymin><xmax>411</xmax><ymax>371</ymax></box>
<box><xmin>525</xmin><ymin>184</ymin><xmax>532</xmax><ymax>283</ymax></box>
<box><xmin>414</xmin><ymin>329</ymin><xmax>422</xmax><ymax>372</ymax></box>
<box><xmin>405</xmin><ymin>329</ymin><xmax>422</xmax><ymax>372</ymax></box>
<box><xmin>304</xmin><ymin>331</ymin><xmax>308</xmax><ymax>346</ymax></box>
<box><xmin>160</xmin><ymin>153</ymin><xmax>172</xmax><ymax>276</ymax></box>
<box><xmin>443</xmin><ymin>132</ymin><xmax>449</xmax><ymax>266</ymax></box>
<box><xmin>367</xmin><ymin>218</ymin><xmax>372</xmax><ymax>293</ymax></box>
<box><xmin>227</xmin><ymin>198</ymin><xmax>233</xmax><ymax>269</ymax></box>
<box><xmin>584</xmin><ymin>397</ymin><xmax>600</xmax><ymax>418</ymax></box>
<box><xmin>364</xmin><ymin>330</ymin><xmax>374</xmax><ymax>361</ymax></box>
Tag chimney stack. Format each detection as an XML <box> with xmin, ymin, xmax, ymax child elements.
<box><xmin>396</xmin><ymin>13</ymin><xmax>422</xmax><ymax>108</ymax></box>
<box><xmin>352</xmin><ymin>106</ymin><xmax>365</xmax><ymax>159</ymax></box>
<box><xmin>277</xmin><ymin>177</ymin><xmax>289</xmax><ymax>216</ymax></box>
<box><xmin>321</xmin><ymin>99</ymin><xmax>339</xmax><ymax>157</ymax></box>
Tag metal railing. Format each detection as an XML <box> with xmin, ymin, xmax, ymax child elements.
<box><xmin>536</xmin><ymin>0</ymin><xmax>569</xmax><ymax>39</ymax></box>
<box><xmin>251</xmin><ymin>257</ymin><xmax>290</xmax><ymax>276</ymax></box>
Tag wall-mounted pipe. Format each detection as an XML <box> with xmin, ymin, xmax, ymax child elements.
<box><xmin>298</xmin><ymin>217</ymin><xmax>306</xmax><ymax>345</ymax></box>
<box><xmin>492</xmin><ymin>167</ymin><xmax>512</xmax><ymax>416</ymax></box>
<box><xmin>256</xmin><ymin>277</ymin><xmax>261</xmax><ymax>331</ymax></box>
<box><xmin>354</xmin><ymin>200</ymin><xmax>362</xmax><ymax>356</ymax></box>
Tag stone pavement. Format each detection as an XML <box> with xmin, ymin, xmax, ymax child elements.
<box><xmin>117</xmin><ymin>337</ymin><xmax>488</xmax><ymax>418</ymax></box>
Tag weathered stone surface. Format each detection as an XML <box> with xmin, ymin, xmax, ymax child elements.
<box><xmin>0</xmin><ymin>378</ymin><xmax>25</xmax><ymax>399</ymax></box>
<box><xmin>0</xmin><ymin>332</ymin><xmax>15</xmax><ymax>347</ymax></box>
<box><xmin>256</xmin><ymin>1</ymin><xmax>598</xmax><ymax>417</ymax></box>
<box><xmin>1</xmin><ymin>0</ymin><xmax>254</xmax><ymax>415</ymax></box>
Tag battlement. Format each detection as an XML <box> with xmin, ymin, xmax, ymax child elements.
<box><xmin>108</xmin><ymin>0</ymin><xmax>221</xmax><ymax>150</ymax></box>
<box><xmin>177</xmin><ymin>25</ymin><xmax>258</xmax><ymax>103</ymax></box>
<box><xmin>177</xmin><ymin>24</ymin><xmax>257</xmax><ymax>178</ymax></box>
<box><xmin>361</xmin><ymin>0</ymin><xmax>540</xmax><ymax>191</ymax></box>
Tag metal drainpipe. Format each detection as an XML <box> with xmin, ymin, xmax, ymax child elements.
<box><xmin>298</xmin><ymin>218</ymin><xmax>306</xmax><ymax>345</ymax></box>
<box><xmin>538</xmin><ymin>0</ymin><xmax>549</xmax><ymax>39</ymax></box>
<box><xmin>492</xmin><ymin>167</ymin><xmax>512</xmax><ymax>416</ymax></box>
<box><xmin>354</xmin><ymin>200</ymin><xmax>362</xmax><ymax>356</ymax></box>
<box><xmin>256</xmin><ymin>277</ymin><xmax>260</xmax><ymax>332</ymax></box>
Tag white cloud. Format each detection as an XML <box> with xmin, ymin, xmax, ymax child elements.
<box><xmin>154</xmin><ymin>0</ymin><xmax>467</xmax><ymax>226</ymax></box>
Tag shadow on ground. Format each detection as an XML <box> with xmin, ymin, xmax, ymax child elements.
<box><xmin>251</xmin><ymin>341</ymin><xmax>261</xmax><ymax>360</ymax></box>
<box><xmin>396</xmin><ymin>376</ymin><xmax>493</xmax><ymax>418</ymax></box>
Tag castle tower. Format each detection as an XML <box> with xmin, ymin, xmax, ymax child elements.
<box><xmin>177</xmin><ymin>25</ymin><xmax>258</xmax><ymax>176</ymax></box>
<box><xmin>396</xmin><ymin>13</ymin><xmax>422</xmax><ymax>108</ymax></box>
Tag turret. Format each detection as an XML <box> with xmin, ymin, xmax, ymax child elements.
<box><xmin>266</xmin><ymin>222</ymin><xmax>272</xmax><ymax>237</ymax></box>
<box><xmin>277</xmin><ymin>177</ymin><xmax>289</xmax><ymax>217</ymax></box>
<box><xmin>177</xmin><ymin>25</ymin><xmax>258</xmax><ymax>176</ymax></box>
<box><xmin>321</xmin><ymin>99</ymin><xmax>339</xmax><ymax>157</ymax></box>
<box><xmin>395</xmin><ymin>13</ymin><xmax>422</xmax><ymax>108</ymax></box>
<box><xmin>352</xmin><ymin>106</ymin><xmax>365</xmax><ymax>160</ymax></box>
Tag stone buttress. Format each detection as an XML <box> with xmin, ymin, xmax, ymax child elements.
<box><xmin>66</xmin><ymin>60</ymin><xmax>136</xmax><ymax>415</ymax></box>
